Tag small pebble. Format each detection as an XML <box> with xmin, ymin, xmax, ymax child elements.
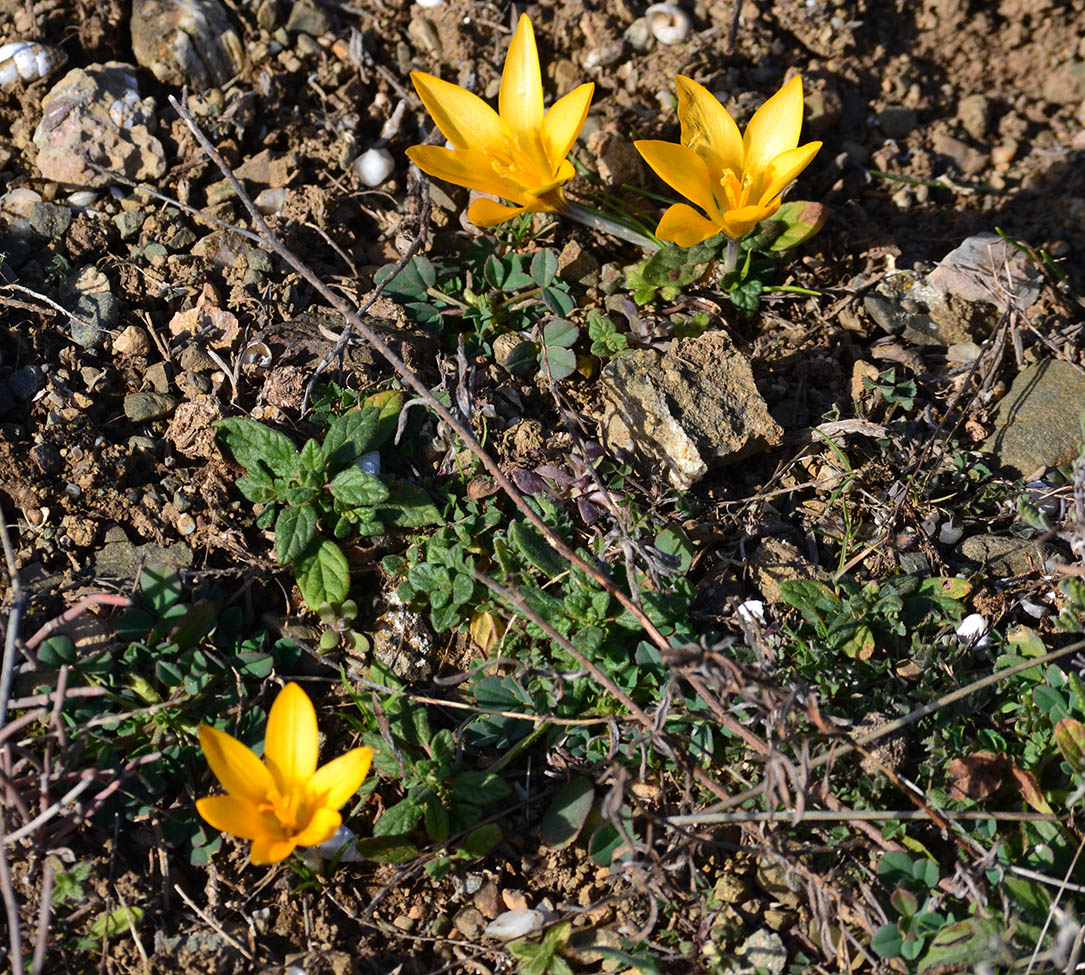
<box><xmin>354</xmin><ymin>147</ymin><xmax>395</xmax><ymax>186</ymax></box>
<box><xmin>113</xmin><ymin>325</ymin><xmax>151</xmax><ymax>357</ymax></box>
<box><xmin>176</xmin><ymin>513</ymin><xmax>196</xmax><ymax>536</ymax></box>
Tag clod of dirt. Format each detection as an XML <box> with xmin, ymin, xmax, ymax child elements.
<box><xmin>983</xmin><ymin>359</ymin><xmax>1085</xmax><ymax>478</ymax></box>
<box><xmin>32</xmin><ymin>62</ymin><xmax>166</xmax><ymax>187</ymax></box>
<box><xmin>955</xmin><ymin>534</ymin><xmax>1054</xmax><ymax>577</ymax></box>
<box><xmin>749</xmin><ymin>538</ymin><xmax>829</xmax><ymax>605</ymax></box>
<box><xmin>131</xmin><ymin>0</ymin><xmax>244</xmax><ymax>89</ymax></box>
<box><xmin>599</xmin><ymin>331</ymin><xmax>782</xmax><ymax>491</ymax></box>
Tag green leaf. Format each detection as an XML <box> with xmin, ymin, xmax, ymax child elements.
<box><xmin>424</xmin><ymin>798</ymin><xmax>451</xmax><ymax>842</ymax></box>
<box><xmin>768</xmin><ymin>200</ymin><xmax>830</xmax><ymax>252</ymax></box>
<box><xmin>503</xmin><ymin>340</ymin><xmax>538</xmax><ymax>375</ymax></box>
<box><xmin>89</xmin><ymin>906</ymin><xmax>143</xmax><ymax>941</ymax></box>
<box><xmin>376</xmin><ymin>481</ymin><xmax>441</xmax><ymax>529</ymax></box>
<box><xmin>542</xmin><ymin>285</ymin><xmax>575</xmax><ymax>316</ymax></box>
<box><xmin>588</xmin><ymin>824</ymin><xmax>630</xmax><ymax>866</ymax></box>
<box><xmin>508</xmin><ymin>520</ymin><xmax>565</xmax><ymax>577</ymax></box>
<box><xmin>214</xmin><ymin>417</ymin><xmax>298</xmax><ymax>480</ymax></box>
<box><xmin>540</xmin><ymin>345</ymin><xmax>576</xmax><ymax>381</ymax></box>
<box><xmin>917</xmin><ymin>916</ymin><xmax>1011</xmax><ymax>973</ymax></box>
<box><xmin>299</xmin><ymin>438</ymin><xmax>324</xmax><ymax>473</ymax></box>
<box><xmin>294</xmin><ymin>540</ymin><xmax>350</xmax><ymax>610</ymax></box>
<box><xmin>540</xmin><ymin>776</ymin><xmax>594</xmax><ymax>849</ymax></box>
<box><xmin>275</xmin><ymin>504</ymin><xmax>318</xmax><ymax>565</ymax></box>
<box><xmin>140</xmin><ymin>564</ymin><xmax>182</xmax><ymax>616</ymax></box>
<box><xmin>363</xmin><ymin>389</ymin><xmax>405</xmax><ymax>449</ymax></box>
<box><xmin>372</xmin><ymin>798</ymin><xmax>424</xmax><ymax>837</ymax></box>
<box><xmin>374</xmin><ymin>255</ymin><xmax>436</xmax><ymax>300</ymax></box>
<box><xmin>236</xmin><ymin>474</ymin><xmax>279</xmax><ymax>504</ymax></box>
<box><xmin>530</xmin><ymin>249</ymin><xmax>558</xmax><ymax>286</ymax></box>
<box><xmin>324</xmin><ymin>407</ymin><xmax>380</xmax><ymax>466</ymax></box>
<box><xmin>352</xmin><ymin>835</ymin><xmax>418</xmax><ymax>863</ymax></box>
<box><xmin>37</xmin><ymin>635</ymin><xmax>77</xmax><ymax>667</ymax></box>
<box><xmin>543</xmin><ymin>318</ymin><xmax>578</xmax><ymax>348</ymax></box>
<box><xmin>431</xmin><ymin>729</ymin><xmax>455</xmax><ymax>766</ymax></box>
<box><xmin>328</xmin><ymin>466</ymin><xmax>390</xmax><ymax>507</ymax></box>
<box><xmin>459</xmin><ymin>824</ymin><xmax>502</xmax><ymax>858</ymax></box>
<box><xmin>871</xmin><ymin>923</ymin><xmax>904</xmax><ymax>959</ymax></box>
<box><xmin>729</xmin><ymin>276</ymin><xmax>762</xmax><ymax>316</ymax></box>
<box><xmin>592</xmin><ymin>948</ymin><xmax>661</xmax><ymax>975</ymax></box>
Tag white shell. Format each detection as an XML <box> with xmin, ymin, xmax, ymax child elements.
<box><xmin>414</xmin><ymin>0</ymin><xmax>444</xmax><ymax>7</ymax></box>
<box><xmin>737</xmin><ymin>599</ymin><xmax>766</xmax><ymax>626</ymax></box>
<box><xmin>0</xmin><ymin>41</ymin><xmax>61</xmax><ymax>86</ymax></box>
<box><xmin>354</xmin><ymin>147</ymin><xmax>395</xmax><ymax>187</ymax></box>
<box><xmin>484</xmin><ymin>908</ymin><xmax>544</xmax><ymax>942</ymax></box>
<box><xmin>65</xmin><ymin>190</ymin><xmax>99</xmax><ymax>209</ymax></box>
<box><xmin>956</xmin><ymin>613</ymin><xmax>988</xmax><ymax>646</ymax></box>
<box><xmin>300</xmin><ymin>825</ymin><xmax>364</xmax><ymax>866</ymax></box>
<box><xmin>253</xmin><ymin>186</ymin><xmax>285</xmax><ymax>215</ymax></box>
<box><xmin>644</xmin><ymin>4</ymin><xmax>691</xmax><ymax>44</ymax></box>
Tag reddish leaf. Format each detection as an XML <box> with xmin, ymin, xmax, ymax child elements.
<box><xmin>1055</xmin><ymin>719</ymin><xmax>1085</xmax><ymax>774</ymax></box>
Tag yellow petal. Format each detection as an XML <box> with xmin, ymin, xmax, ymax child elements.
<box><xmin>721</xmin><ymin>201</ymin><xmax>779</xmax><ymax>239</ymax></box>
<box><xmin>309</xmin><ymin>747</ymin><xmax>373</xmax><ymax>812</ymax></box>
<box><xmin>410</xmin><ymin>71</ymin><xmax>507</xmax><ymax>152</ymax></box>
<box><xmin>742</xmin><ymin>75</ymin><xmax>805</xmax><ymax>180</ymax></box>
<box><xmin>196</xmin><ymin>795</ymin><xmax>279</xmax><ymax>841</ymax></box>
<box><xmin>500</xmin><ymin>15</ymin><xmax>544</xmax><ymax>150</ymax></box>
<box><xmin>250</xmin><ymin>837</ymin><xmax>297</xmax><ymax>865</ymax></box>
<box><xmin>542</xmin><ymin>82</ymin><xmax>594</xmax><ymax>172</ymax></box>
<box><xmin>675</xmin><ymin>75</ymin><xmax>743</xmax><ymax>176</ymax></box>
<box><xmin>264</xmin><ymin>683</ymin><xmax>318</xmax><ymax>795</ymax></box>
<box><xmin>757</xmin><ymin>141</ymin><xmax>822</xmax><ymax>205</ymax></box>
<box><xmin>198</xmin><ymin>725</ymin><xmax>273</xmax><ymax>803</ymax></box>
<box><xmin>293</xmin><ymin>808</ymin><xmax>342</xmax><ymax>848</ymax></box>
<box><xmin>406</xmin><ymin>145</ymin><xmax>525</xmax><ymax>202</ymax></box>
<box><xmin>635</xmin><ymin>139</ymin><xmax>720</xmax><ymax>221</ymax></box>
<box><xmin>655</xmin><ymin>203</ymin><xmax>723</xmax><ymax>247</ymax></box>
<box><xmin>467</xmin><ymin>197</ymin><xmax>527</xmax><ymax>226</ymax></box>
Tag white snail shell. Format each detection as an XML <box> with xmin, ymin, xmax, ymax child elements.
<box><xmin>644</xmin><ymin>4</ymin><xmax>691</xmax><ymax>45</ymax></box>
<box><xmin>0</xmin><ymin>41</ymin><xmax>62</xmax><ymax>86</ymax></box>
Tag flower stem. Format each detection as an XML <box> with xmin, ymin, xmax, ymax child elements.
<box><xmin>723</xmin><ymin>237</ymin><xmax>741</xmax><ymax>274</ymax></box>
<box><xmin>561</xmin><ymin>202</ymin><xmax>660</xmax><ymax>250</ymax></box>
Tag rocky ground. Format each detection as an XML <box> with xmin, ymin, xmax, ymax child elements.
<box><xmin>1</xmin><ymin>0</ymin><xmax>1084</xmax><ymax>973</ymax></box>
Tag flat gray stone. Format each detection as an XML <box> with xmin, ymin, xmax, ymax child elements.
<box><xmin>732</xmin><ymin>929</ymin><xmax>787</xmax><ymax>975</ymax></box>
<box><xmin>984</xmin><ymin>359</ymin><xmax>1085</xmax><ymax>477</ymax></box>
<box><xmin>956</xmin><ymin>534</ymin><xmax>1052</xmax><ymax>577</ymax></box>
<box><xmin>599</xmin><ymin>331</ymin><xmax>782</xmax><ymax>491</ymax></box>
<box><xmin>877</xmin><ymin>105</ymin><xmax>917</xmax><ymax>139</ymax></box>
<box><xmin>93</xmin><ymin>541</ymin><xmax>193</xmax><ymax>579</ymax></box>
<box><xmin>124</xmin><ymin>391</ymin><xmax>178</xmax><ymax>422</ymax></box>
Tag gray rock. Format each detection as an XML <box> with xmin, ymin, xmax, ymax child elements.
<box><xmin>10</xmin><ymin>364</ymin><xmax>45</xmax><ymax>398</ymax></box>
<box><xmin>732</xmin><ymin>929</ymin><xmax>787</xmax><ymax>975</ymax></box>
<box><xmin>984</xmin><ymin>359</ymin><xmax>1085</xmax><ymax>477</ymax></box>
<box><xmin>113</xmin><ymin>209</ymin><xmax>145</xmax><ymax>239</ymax></box>
<box><xmin>877</xmin><ymin>105</ymin><xmax>918</xmax><ymax>139</ymax></box>
<box><xmin>93</xmin><ymin>541</ymin><xmax>193</xmax><ymax>579</ymax></box>
<box><xmin>864</xmin><ymin>272</ymin><xmax>972</xmax><ymax>346</ymax></box>
<box><xmin>70</xmin><ymin>291</ymin><xmax>118</xmax><ymax>349</ymax></box>
<box><xmin>131</xmin><ymin>0</ymin><xmax>244</xmax><ymax>90</ymax></box>
<box><xmin>178</xmin><ymin>344</ymin><xmax>217</xmax><ymax>372</ymax></box>
<box><xmin>286</xmin><ymin>0</ymin><xmax>332</xmax><ymax>35</ymax></box>
<box><xmin>29</xmin><ymin>201</ymin><xmax>72</xmax><ymax>238</ymax></box>
<box><xmin>956</xmin><ymin>93</ymin><xmax>990</xmax><ymax>142</ymax></box>
<box><xmin>124</xmin><ymin>391</ymin><xmax>178</xmax><ymax>422</ymax></box>
<box><xmin>31</xmin><ymin>442</ymin><xmax>63</xmax><ymax>476</ymax></box>
<box><xmin>927</xmin><ymin>233</ymin><xmax>1043</xmax><ymax>313</ymax></box>
<box><xmin>957</xmin><ymin>534</ymin><xmax>1053</xmax><ymax>577</ymax></box>
<box><xmin>33</xmin><ymin>63</ymin><xmax>166</xmax><ymax>187</ymax></box>
<box><xmin>452</xmin><ymin>906</ymin><xmax>486</xmax><ymax>941</ymax></box>
<box><xmin>932</xmin><ymin>131</ymin><xmax>987</xmax><ymax>176</ymax></box>
<box><xmin>599</xmin><ymin>331</ymin><xmax>782</xmax><ymax>491</ymax></box>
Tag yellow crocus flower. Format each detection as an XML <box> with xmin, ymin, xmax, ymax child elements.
<box><xmin>196</xmin><ymin>682</ymin><xmax>372</xmax><ymax>865</ymax></box>
<box><xmin>635</xmin><ymin>75</ymin><xmax>822</xmax><ymax>246</ymax></box>
<box><xmin>406</xmin><ymin>14</ymin><xmax>594</xmax><ymax>227</ymax></box>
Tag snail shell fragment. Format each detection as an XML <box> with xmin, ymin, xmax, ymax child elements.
<box><xmin>131</xmin><ymin>0</ymin><xmax>244</xmax><ymax>90</ymax></box>
<box><xmin>0</xmin><ymin>41</ymin><xmax>63</xmax><ymax>87</ymax></box>
<box><xmin>644</xmin><ymin>4</ymin><xmax>691</xmax><ymax>45</ymax></box>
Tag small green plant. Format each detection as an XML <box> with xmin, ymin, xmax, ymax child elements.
<box><xmin>863</xmin><ymin>366</ymin><xmax>917</xmax><ymax>411</ymax></box>
<box><xmin>508</xmin><ymin>922</ymin><xmax>573</xmax><ymax>975</ymax></box>
<box><xmin>375</xmin><ymin>247</ymin><xmax>576</xmax><ymax>357</ymax></box>
<box><xmin>345</xmin><ymin>663</ymin><xmax>508</xmax><ymax>877</ymax></box>
<box><xmin>215</xmin><ymin>391</ymin><xmax>440</xmax><ymax>612</ymax></box>
<box><xmin>503</xmin><ymin>317</ymin><xmax>581</xmax><ymax>381</ymax></box>
<box><xmin>871</xmin><ymin>853</ymin><xmax>946</xmax><ymax>963</ymax></box>
<box><xmin>625</xmin><ymin>201</ymin><xmax>826</xmax><ymax>311</ymax></box>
